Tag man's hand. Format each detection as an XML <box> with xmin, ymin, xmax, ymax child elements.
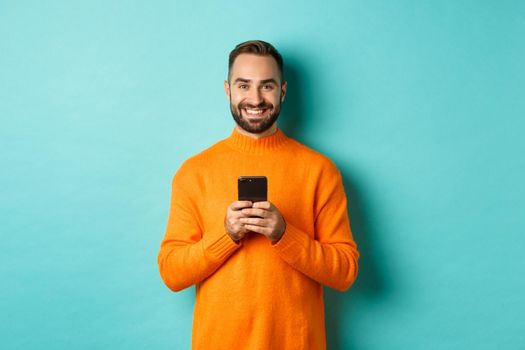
<box><xmin>239</xmin><ymin>201</ymin><xmax>286</xmax><ymax>243</ymax></box>
<box><xmin>224</xmin><ymin>201</ymin><xmax>253</xmax><ymax>243</ymax></box>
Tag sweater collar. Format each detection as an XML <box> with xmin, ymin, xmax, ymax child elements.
<box><xmin>224</xmin><ymin>126</ymin><xmax>289</xmax><ymax>155</ymax></box>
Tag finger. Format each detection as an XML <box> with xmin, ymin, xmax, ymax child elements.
<box><xmin>244</xmin><ymin>224</ymin><xmax>270</xmax><ymax>235</ymax></box>
<box><xmin>239</xmin><ymin>217</ymin><xmax>266</xmax><ymax>226</ymax></box>
<box><xmin>241</xmin><ymin>208</ymin><xmax>267</xmax><ymax>218</ymax></box>
<box><xmin>252</xmin><ymin>201</ymin><xmax>271</xmax><ymax>209</ymax></box>
<box><xmin>230</xmin><ymin>201</ymin><xmax>253</xmax><ymax>210</ymax></box>
<box><xmin>232</xmin><ymin>207</ymin><xmax>258</xmax><ymax>218</ymax></box>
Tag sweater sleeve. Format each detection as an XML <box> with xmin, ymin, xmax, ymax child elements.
<box><xmin>157</xmin><ymin>164</ymin><xmax>242</xmax><ymax>292</ymax></box>
<box><xmin>271</xmin><ymin>162</ymin><xmax>359</xmax><ymax>292</ymax></box>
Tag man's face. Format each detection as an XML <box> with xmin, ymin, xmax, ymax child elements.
<box><xmin>224</xmin><ymin>54</ymin><xmax>287</xmax><ymax>134</ymax></box>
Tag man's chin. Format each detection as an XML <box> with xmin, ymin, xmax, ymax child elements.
<box><xmin>244</xmin><ymin>116</ymin><xmax>266</xmax><ymax>124</ymax></box>
<box><xmin>237</xmin><ymin>118</ymin><xmax>273</xmax><ymax>133</ymax></box>
<box><xmin>239</xmin><ymin>124</ymin><xmax>268</xmax><ymax>133</ymax></box>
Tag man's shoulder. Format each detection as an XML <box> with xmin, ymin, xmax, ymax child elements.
<box><xmin>172</xmin><ymin>136</ymin><xmax>228</xmax><ymax>175</ymax></box>
<box><xmin>287</xmin><ymin>137</ymin><xmax>340</xmax><ymax>174</ymax></box>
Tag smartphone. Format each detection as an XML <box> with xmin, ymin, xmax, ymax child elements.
<box><xmin>238</xmin><ymin>176</ymin><xmax>267</xmax><ymax>202</ymax></box>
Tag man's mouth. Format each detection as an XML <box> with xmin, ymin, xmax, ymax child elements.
<box><xmin>244</xmin><ymin>108</ymin><xmax>266</xmax><ymax>117</ymax></box>
<box><xmin>242</xmin><ymin>107</ymin><xmax>270</xmax><ymax>118</ymax></box>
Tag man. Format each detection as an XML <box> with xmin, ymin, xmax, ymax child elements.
<box><xmin>157</xmin><ymin>40</ymin><xmax>359</xmax><ymax>350</ymax></box>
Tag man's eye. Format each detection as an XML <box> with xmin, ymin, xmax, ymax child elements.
<box><xmin>263</xmin><ymin>85</ymin><xmax>274</xmax><ymax>90</ymax></box>
<box><xmin>239</xmin><ymin>84</ymin><xmax>248</xmax><ymax>89</ymax></box>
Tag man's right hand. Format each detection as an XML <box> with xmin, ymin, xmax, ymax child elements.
<box><xmin>224</xmin><ymin>201</ymin><xmax>253</xmax><ymax>243</ymax></box>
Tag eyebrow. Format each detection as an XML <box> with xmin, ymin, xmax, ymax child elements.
<box><xmin>233</xmin><ymin>78</ymin><xmax>279</xmax><ymax>85</ymax></box>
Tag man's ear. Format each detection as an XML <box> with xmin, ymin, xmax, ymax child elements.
<box><xmin>280</xmin><ymin>80</ymin><xmax>287</xmax><ymax>102</ymax></box>
<box><xmin>224</xmin><ymin>80</ymin><xmax>230</xmax><ymax>100</ymax></box>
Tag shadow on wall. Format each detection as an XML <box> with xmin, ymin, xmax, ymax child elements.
<box><xmin>280</xmin><ymin>55</ymin><xmax>390</xmax><ymax>350</ymax></box>
<box><xmin>279</xmin><ymin>57</ymin><xmax>308</xmax><ymax>136</ymax></box>
<box><xmin>325</xmin><ymin>170</ymin><xmax>388</xmax><ymax>350</ymax></box>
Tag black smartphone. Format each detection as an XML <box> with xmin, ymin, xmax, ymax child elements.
<box><xmin>238</xmin><ymin>176</ymin><xmax>267</xmax><ymax>202</ymax></box>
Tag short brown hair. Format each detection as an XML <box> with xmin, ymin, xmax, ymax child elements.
<box><xmin>228</xmin><ymin>40</ymin><xmax>284</xmax><ymax>82</ymax></box>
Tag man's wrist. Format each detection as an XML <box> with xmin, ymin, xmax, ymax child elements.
<box><xmin>271</xmin><ymin>221</ymin><xmax>286</xmax><ymax>244</ymax></box>
<box><xmin>230</xmin><ymin>235</ymin><xmax>242</xmax><ymax>244</ymax></box>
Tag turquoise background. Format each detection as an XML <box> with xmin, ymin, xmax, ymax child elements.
<box><xmin>1</xmin><ymin>1</ymin><xmax>524</xmax><ymax>349</ymax></box>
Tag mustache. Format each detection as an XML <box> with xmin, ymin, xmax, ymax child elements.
<box><xmin>239</xmin><ymin>102</ymin><xmax>273</xmax><ymax>109</ymax></box>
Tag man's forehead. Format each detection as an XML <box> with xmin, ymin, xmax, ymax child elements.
<box><xmin>230</xmin><ymin>54</ymin><xmax>280</xmax><ymax>78</ymax></box>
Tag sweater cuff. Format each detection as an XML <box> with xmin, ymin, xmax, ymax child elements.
<box><xmin>270</xmin><ymin>222</ymin><xmax>309</xmax><ymax>262</ymax></box>
<box><xmin>202</xmin><ymin>230</ymin><xmax>242</xmax><ymax>261</ymax></box>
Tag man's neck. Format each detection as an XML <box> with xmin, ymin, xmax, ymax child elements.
<box><xmin>234</xmin><ymin>123</ymin><xmax>278</xmax><ymax>139</ymax></box>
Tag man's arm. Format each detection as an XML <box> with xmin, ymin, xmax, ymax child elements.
<box><xmin>271</xmin><ymin>164</ymin><xmax>359</xmax><ymax>292</ymax></box>
<box><xmin>157</xmin><ymin>169</ymin><xmax>241</xmax><ymax>292</ymax></box>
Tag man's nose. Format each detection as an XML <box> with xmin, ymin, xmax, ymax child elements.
<box><xmin>247</xmin><ymin>88</ymin><xmax>263</xmax><ymax>105</ymax></box>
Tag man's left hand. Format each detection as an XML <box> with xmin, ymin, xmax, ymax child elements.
<box><xmin>239</xmin><ymin>201</ymin><xmax>286</xmax><ymax>243</ymax></box>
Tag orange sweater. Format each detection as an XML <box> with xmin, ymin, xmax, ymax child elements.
<box><xmin>157</xmin><ymin>127</ymin><xmax>359</xmax><ymax>350</ymax></box>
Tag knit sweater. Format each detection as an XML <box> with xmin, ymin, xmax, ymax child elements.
<box><xmin>157</xmin><ymin>127</ymin><xmax>359</xmax><ymax>350</ymax></box>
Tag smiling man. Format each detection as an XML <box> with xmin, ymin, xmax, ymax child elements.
<box><xmin>225</xmin><ymin>52</ymin><xmax>285</xmax><ymax>137</ymax></box>
<box><xmin>157</xmin><ymin>40</ymin><xmax>359</xmax><ymax>350</ymax></box>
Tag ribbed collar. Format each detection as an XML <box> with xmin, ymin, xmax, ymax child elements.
<box><xmin>224</xmin><ymin>127</ymin><xmax>290</xmax><ymax>155</ymax></box>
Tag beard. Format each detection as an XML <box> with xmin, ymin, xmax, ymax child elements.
<box><xmin>229</xmin><ymin>98</ymin><xmax>282</xmax><ymax>134</ymax></box>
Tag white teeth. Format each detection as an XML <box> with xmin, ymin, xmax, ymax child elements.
<box><xmin>245</xmin><ymin>108</ymin><xmax>265</xmax><ymax>115</ymax></box>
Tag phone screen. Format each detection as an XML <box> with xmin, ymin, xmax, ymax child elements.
<box><xmin>238</xmin><ymin>176</ymin><xmax>267</xmax><ymax>202</ymax></box>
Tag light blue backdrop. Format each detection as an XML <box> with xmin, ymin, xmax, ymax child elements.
<box><xmin>1</xmin><ymin>1</ymin><xmax>524</xmax><ymax>349</ymax></box>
